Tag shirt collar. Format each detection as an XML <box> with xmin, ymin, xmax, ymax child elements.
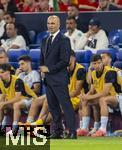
<box><xmin>50</xmin><ymin>30</ymin><xmax>60</xmax><ymax>39</ymax></box>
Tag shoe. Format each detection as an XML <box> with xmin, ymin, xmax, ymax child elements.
<box><xmin>88</xmin><ymin>128</ymin><xmax>98</xmax><ymax>136</ymax></box>
<box><xmin>24</xmin><ymin>122</ymin><xmax>31</xmax><ymax>127</ymax></box>
<box><xmin>49</xmin><ymin>132</ymin><xmax>63</xmax><ymax>139</ymax></box>
<box><xmin>18</xmin><ymin>122</ymin><xmax>31</xmax><ymax>127</ymax></box>
<box><xmin>77</xmin><ymin>128</ymin><xmax>89</xmax><ymax>136</ymax></box>
<box><xmin>92</xmin><ymin>129</ymin><xmax>106</xmax><ymax>137</ymax></box>
<box><xmin>31</xmin><ymin>119</ymin><xmax>43</xmax><ymax>126</ymax></box>
<box><xmin>65</xmin><ymin>132</ymin><xmax>77</xmax><ymax>139</ymax></box>
<box><xmin>18</xmin><ymin>122</ymin><xmax>24</xmax><ymax>126</ymax></box>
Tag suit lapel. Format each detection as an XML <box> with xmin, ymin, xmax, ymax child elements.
<box><xmin>46</xmin><ymin>32</ymin><xmax>61</xmax><ymax>57</ymax></box>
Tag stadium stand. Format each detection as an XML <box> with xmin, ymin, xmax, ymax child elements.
<box><xmin>75</xmin><ymin>50</ymin><xmax>92</xmax><ymax>71</ymax></box>
<box><xmin>108</xmin><ymin>29</ymin><xmax>122</xmax><ymax>47</ymax></box>
<box><xmin>96</xmin><ymin>48</ymin><xmax>118</xmax><ymax>62</ymax></box>
<box><xmin>28</xmin><ymin>30</ymin><xmax>36</xmax><ymax>44</ymax></box>
<box><xmin>113</xmin><ymin>49</ymin><xmax>122</xmax><ymax>69</ymax></box>
<box><xmin>8</xmin><ymin>49</ymin><xmax>28</xmax><ymax>68</ymax></box>
<box><xmin>36</xmin><ymin>31</ymin><xmax>49</xmax><ymax>44</ymax></box>
<box><xmin>75</xmin><ymin>50</ymin><xmax>92</xmax><ymax>63</ymax></box>
<box><xmin>28</xmin><ymin>48</ymin><xmax>41</xmax><ymax>69</ymax></box>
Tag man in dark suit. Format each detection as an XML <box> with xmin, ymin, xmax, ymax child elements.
<box><xmin>40</xmin><ymin>15</ymin><xmax>76</xmax><ymax>139</ymax></box>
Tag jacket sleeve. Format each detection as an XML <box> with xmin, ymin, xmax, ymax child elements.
<box><xmin>40</xmin><ymin>39</ymin><xmax>45</xmax><ymax>66</ymax></box>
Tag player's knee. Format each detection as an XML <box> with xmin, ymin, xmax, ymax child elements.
<box><xmin>31</xmin><ymin>100</ymin><xmax>38</xmax><ymax>107</ymax></box>
<box><xmin>99</xmin><ymin>97</ymin><xmax>107</xmax><ymax>105</ymax></box>
<box><xmin>13</xmin><ymin>102</ymin><xmax>21</xmax><ymax>110</ymax></box>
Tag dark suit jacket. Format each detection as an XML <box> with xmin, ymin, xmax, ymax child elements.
<box><xmin>40</xmin><ymin>32</ymin><xmax>71</xmax><ymax>86</ymax></box>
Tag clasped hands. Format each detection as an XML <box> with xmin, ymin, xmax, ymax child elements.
<box><xmin>79</xmin><ymin>93</ymin><xmax>91</xmax><ymax>101</ymax></box>
<box><xmin>39</xmin><ymin>66</ymin><xmax>49</xmax><ymax>73</ymax></box>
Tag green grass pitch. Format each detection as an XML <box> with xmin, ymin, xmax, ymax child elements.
<box><xmin>0</xmin><ymin>137</ymin><xmax>122</xmax><ymax>150</ymax></box>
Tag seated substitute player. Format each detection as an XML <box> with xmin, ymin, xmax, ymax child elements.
<box><xmin>85</xmin><ymin>52</ymin><xmax>122</xmax><ymax>136</ymax></box>
<box><xmin>16</xmin><ymin>55</ymin><xmax>40</xmax><ymax>95</ymax></box>
<box><xmin>82</xmin><ymin>52</ymin><xmax>121</xmax><ymax>136</ymax></box>
<box><xmin>78</xmin><ymin>61</ymin><xmax>101</xmax><ymax>136</ymax></box>
<box><xmin>79</xmin><ymin>54</ymin><xmax>122</xmax><ymax>137</ymax></box>
<box><xmin>20</xmin><ymin>50</ymin><xmax>89</xmax><ymax>126</ymax></box>
<box><xmin>0</xmin><ymin>64</ymin><xmax>37</xmax><ymax>134</ymax></box>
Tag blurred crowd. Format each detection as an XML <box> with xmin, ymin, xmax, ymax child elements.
<box><xmin>0</xmin><ymin>0</ymin><xmax>122</xmax><ymax>13</ymax></box>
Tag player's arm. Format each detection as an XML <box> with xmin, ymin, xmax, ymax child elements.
<box><xmin>31</xmin><ymin>72</ymin><xmax>41</xmax><ymax>95</ymax></box>
<box><xmin>32</xmin><ymin>82</ymin><xmax>40</xmax><ymax>95</ymax></box>
<box><xmin>4</xmin><ymin>92</ymin><xmax>22</xmax><ymax>105</ymax></box>
<box><xmin>87</xmin><ymin>84</ymin><xmax>95</xmax><ymax>95</ymax></box>
<box><xmin>86</xmin><ymin>71</ymin><xmax>117</xmax><ymax>100</ymax></box>
<box><xmin>70</xmin><ymin>68</ymin><xmax>86</xmax><ymax>98</ymax></box>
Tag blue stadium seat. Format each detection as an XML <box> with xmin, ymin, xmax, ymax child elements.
<box><xmin>29</xmin><ymin>49</ymin><xmax>41</xmax><ymax>69</ymax></box>
<box><xmin>109</xmin><ymin>29</ymin><xmax>122</xmax><ymax>46</ymax></box>
<box><xmin>75</xmin><ymin>50</ymin><xmax>92</xmax><ymax>63</ymax></box>
<box><xmin>29</xmin><ymin>49</ymin><xmax>40</xmax><ymax>62</ymax></box>
<box><xmin>97</xmin><ymin>48</ymin><xmax>117</xmax><ymax>62</ymax></box>
<box><xmin>113</xmin><ymin>61</ymin><xmax>122</xmax><ymax>70</ymax></box>
<box><xmin>28</xmin><ymin>30</ymin><xmax>36</xmax><ymax>44</ymax></box>
<box><xmin>81</xmin><ymin>63</ymin><xmax>90</xmax><ymax>72</ymax></box>
<box><xmin>29</xmin><ymin>44</ymin><xmax>40</xmax><ymax>49</ymax></box>
<box><xmin>116</xmin><ymin>50</ymin><xmax>122</xmax><ymax>61</ymax></box>
<box><xmin>36</xmin><ymin>31</ymin><xmax>49</xmax><ymax>44</ymax></box>
<box><xmin>8</xmin><ymin>49</ymin><xmax>29</xmax><ymax>62</ymax></box>
<box><xmin>9</xmin><ymin>62</ymin><xmax>19</xmax><ymax>69</ymax></box>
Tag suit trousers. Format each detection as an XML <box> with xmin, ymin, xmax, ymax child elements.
<box><xmin>45</xmin><ymin>83</ymin><xmax>76</xmax><ymax>134</ymax></box>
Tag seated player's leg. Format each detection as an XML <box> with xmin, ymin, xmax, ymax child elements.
<box><xmin>42</xmin><ymin>112</ymin><xmax>52</xmax><ymax>124</ymax></box>
<box><xmin>77</xmin><ymin>100</ymin><xmax>91</xmax><ymax>136</ymax></box>
<box><xmin>13</xmin><ymin>99</ymin><xmax>32</xmax><ymax>130</ymax></box>
<box><xmin>31</xmin><ymin>97</ymin><xmax>52</xmax><ymax>125</ymax></box>
<box><xmin>88</xmin><ymin>105</ymin><xmax>100</xmax><ymax>136</ymax></box>
<box><xmin>77</xmin><ymin>102</ymin><xmax>82</xmax><ymax>130</ymax></box>
<box><xmin>38</xmin><ymin>98</ymin><xmax>49</xmax><ymax>119</ymax></box>
<box><xmin>20</xmin><ymin>95</ymin><xmax>46</xmax><ymax>125</ymax></box>
<box><xmin>0</xmin><ymin>104</ymin><xmax>13</xmax><ymax>134</ymax></box>
<box><xmin>92</xmin><ymin>95</ymin><xmax>118</xmax><ymax>137</ymax></box>
<box><xmin>77</xmin><ymin>98</ymin><xmax>100</xmax><ymax>136</ymax></box>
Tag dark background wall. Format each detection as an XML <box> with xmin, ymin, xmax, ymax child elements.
<box><xmin>15</xmin><ymin>11</ymin><xmax>122</xmax><ymax>33</ymax></box>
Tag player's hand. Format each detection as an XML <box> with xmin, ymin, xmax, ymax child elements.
<box><xmin>41</xmin><ymin>72</ymin><xmax>45</xmax><ymax>80</ymax></box>
<box><xmin>15</xmin><ymin>68</ymin><xmax>23</xmax><ymax>75</ymax></box>
<box><xmin>80</xmin><ymin>94</ymin><xmax>89</xmax><ymax>101</ymax></box>
<box><xmin>40</xmin><ymin>66</ymin><xmax>49</xmax><ymax>73</ymax></box>
<box><xmin>86</xmin><ymin>30</ymin><xmax>94</xmax><ymax>38</ymax></box>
